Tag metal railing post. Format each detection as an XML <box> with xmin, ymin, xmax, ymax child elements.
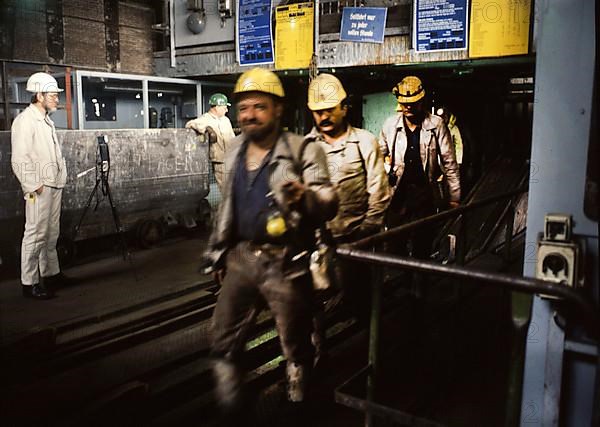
<box><xmin>505</xmin><ymin>293</ymin><xmax>532</xmax><ymax>427</ymax></box>
<box><xmin>366</xmin><ymin>263</ymin><xmax>383</xmax><ymax>427</ymax></box>
<box><xmin>504</xmin><ymin>198</ymin><xmax>515</xmax><ymax>264</ymax></box>
<box><xmin>457</xmin><ymin>213</ymin><xmax>466</xmax><ymax>266</ymax></box>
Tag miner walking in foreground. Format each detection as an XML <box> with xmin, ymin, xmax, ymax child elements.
<box><xmin>204</xmin><ymin>68</ymin><xmax>338</xmax><ymax>425</ymax></box>
<box><xmin>305</xmin><ymin>73</ymin><xmax>390</xmax><ymax>355</ymax></box>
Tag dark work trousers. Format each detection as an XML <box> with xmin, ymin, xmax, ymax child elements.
<box><xmin>386</xmin><ymin>183</ymin><xmax>436</xmax><ymax>259</ymax></box>
<box><xmin>211</xmin><ymin>241</ymin><xmax>315</xmax><ymax>407</ymax></box>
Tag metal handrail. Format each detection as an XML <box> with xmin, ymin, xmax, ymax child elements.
<box><xmin>334</xmin><ymin>186</ymin><xmax>600</xmax><ymax>426</ymax></box>
<box><xmin>334</xmin><ymin>246</ymin><xmax>600</xmax><ymax>426</ymax></box>
<box><xmin>337</xmin><ymin>247</ymin><xmax>600</xmax><ymax>338</ymax></box>
<box><xmin>350</xmin><ymin>186</ymin><xmax>528</xmax><ymax>249</ymax></box>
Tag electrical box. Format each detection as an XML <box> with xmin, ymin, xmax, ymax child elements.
<box><xmin>536</xmin><ymin>241</ymin><xmax>580</xmax><ymax>286</ymax></box>
<box><xmin>218</xmin><ymin>0</ymin><xmax>233</xmax><ymax>19</ymax></box>
<box><xmin>536</xmin><ymin>214</ymin><xmax>583</xmax><ymax>298</ymax></box>
<box><xmin>174</xmin><ymin>0</ymin><xmax>236</xmax><ymax>48</ymax></box>
<box><xmin>544</xmin><ymin>213</ymin><xmax>572</xmax><ymax>242</ymax></box>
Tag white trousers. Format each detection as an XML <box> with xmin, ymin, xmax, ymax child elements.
<box><xmin>21</xmin><ymin>186</ymin><xmax>62</xmax><ymax>285</ymax></box>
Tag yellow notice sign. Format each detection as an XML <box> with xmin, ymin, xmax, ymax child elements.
<box><xmin>275</xmin><ymin>2</ymin><xmax>314</xmax><ymax>70</ymax></box>
<box><xmin>469</xmin><ymin>0</ymin><xmax>531</xmax><ymax>58</ymax></box>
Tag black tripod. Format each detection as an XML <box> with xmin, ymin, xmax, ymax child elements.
<box><xmin>73</xmin><ymin>136</ymin><xmax>131</xmax><ymax>263</ymax></box>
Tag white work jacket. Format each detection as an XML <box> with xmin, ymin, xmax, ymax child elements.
<box><xmin>11</xmin><ymin>104</ymin><xmax>67</xmax><ymax>194</ymax></box>
<box><xmin>185</xmin><ymin>111</ymin><xmax>235</xmax><ymax>163</ymax></box>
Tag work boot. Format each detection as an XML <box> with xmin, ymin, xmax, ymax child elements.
<box><xmin>286</xmin><ymin>362</ymin><xmax>310</xmax><ymax>402</ymax></box>
<box><xmin>213</xmin><ymin>359</ymin><xmax>243</xmax><ymax>413</ymax></box>
<box><xmin>22</xmin><ymin>283</ymin><xmax>54</xmax><ymax>300</ymax></box>
<box><xmin>44</xmin><ymin>272</ymin><xmax>76</xmax><ymax>289</ymax></box>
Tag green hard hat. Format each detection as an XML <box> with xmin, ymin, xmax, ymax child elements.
<box><xmin>209</xmin><ymin>93</ymin><xmax>231</xmax><ymax>106</ymax></box>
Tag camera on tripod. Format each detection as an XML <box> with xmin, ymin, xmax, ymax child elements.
<box><xmin>73</xmin><ymin>134</ymin><xmax>130</xmax><ymax>262</ymax></box>
<box><xmin>97</xmin><ymin>135</ymin><xmax>110</xmax><ymax>174</ymax></box>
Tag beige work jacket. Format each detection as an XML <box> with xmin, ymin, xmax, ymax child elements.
<box><xmin>378</xmin><ymin>112</ymin><xmax>460</xmax><ymax>202</ymax></box>
<box><xmin>306</xmin><ymin>125</ymin><xmax>390</xmax><ymax>240</ymax></box>
<box><xmin>185</xmin><ymin>111</ymin><xmax>235</xmax><ymax>163</ymax></box>
<box><xmin>11</xmin><ymin>104</ymin><xmax>67</xmax><ymax>194</ymax></box>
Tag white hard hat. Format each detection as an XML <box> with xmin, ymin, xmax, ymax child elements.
<box><xmin>26</xmin><ymin>72</ymin><xmax>63</xmax><ymax>93</ymax></box>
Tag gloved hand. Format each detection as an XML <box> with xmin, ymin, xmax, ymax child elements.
<box><xmin>185</xmin><ymin>121</ymin><xmax>206</xmax><ymax>133</ymax></box>
<box><xmin>205</xmin><ymin>126</ymin><xmax>218</xmax><ymax>144</ymax></box>
<box><xmin>282</xmin><ymin>180</ymin><xmax>305</xmax><ymax>208</ymax></box>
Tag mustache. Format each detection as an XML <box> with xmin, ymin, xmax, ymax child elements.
<box><xmin>241</xmin><ymin>118</ymin><xmax>260</xmax><ymax>126</ymax></box>
<box><xmin>318</xmin><ymin>119</ymin><xmax>333</xmax><ymax>127</ymax></box>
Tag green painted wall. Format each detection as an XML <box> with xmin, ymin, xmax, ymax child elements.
<box><xmin>362</xmin><ymin>92</ymin><xmax>397</xmax><ymax>136</ymax></box>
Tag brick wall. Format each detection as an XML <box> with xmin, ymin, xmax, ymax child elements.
<box><xmin>0</xmin><ymin>0</ymin><xmax>157</xmax><ymax>74</ymax></box>
<box><xmin>119</xmin><ymin>3</ymin><xmax>154</xmax><ymax>75</ymax></box>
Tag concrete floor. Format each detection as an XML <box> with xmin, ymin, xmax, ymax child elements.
<box><xmin>0</xmin><ymin>232</ymin><xmax>212</xmax><ymax>346</ymax></box>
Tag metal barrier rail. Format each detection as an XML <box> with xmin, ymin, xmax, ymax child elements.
<box><xmin>337</xmin><ymin>248</ymin><xmax>600</xmax><ymax>338</ymax></box>
<box><xmin>351</xmin><ymin>186</ymin><xmax>527</xmax><ymax>250</ymax></box>
<box><xmin>335</xmin><ymin>249</ymin><xmax>600</xmax><ymax>426</ymax></box>
<box><xmin>334</xmin><ymin>186</ymin><xmax>599</xmax><ymax>426</ymax></box>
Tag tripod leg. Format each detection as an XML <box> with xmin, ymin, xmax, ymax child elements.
<box><xmin>103</xmin><ymin>181</ymin><xmax>130</xmax><ymax>262</ymax></box>
<box><xmin>73</xmin><ymin>179</ymin><xmax>101</xmax><ymax>241</ymax></box>
<box><xmin>104</xmin><ymin>183</ymin><xmax>139</xmax><ymax>281</ymax></box>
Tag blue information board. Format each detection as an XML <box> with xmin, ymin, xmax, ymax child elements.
<box><xmin>237</xmin><ymin>0</ymin><xmax>274</xmax><ymax>65</ymax></box>
<box><xmin>413</xmin><ymin>0</ymin><xmax>468</xmax><ymax>53</ymax></box>
<box><xmin>340</xmin><ymin>7</ymin><xmax>387</xmax><ymax>44</ymax></box>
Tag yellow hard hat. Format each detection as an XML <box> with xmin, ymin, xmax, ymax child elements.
<box><xmin>392</xmin><ymin>76</ymin><xmax>425</xmax><ymax>103</ymax></box>
<box><xmin>307</xmin><ymin>73</ymin><xmax>347</xmax><ymax>111</ymax></box>
<box><xmin>233</xmin><ymin>68</ymin><xmax>285</xmax><ymax>98</ymax></box>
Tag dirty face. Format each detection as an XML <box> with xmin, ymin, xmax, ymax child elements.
<box><xmin>237</xmin><ymin>92</ymin><xmax>282</xmax><ymax>141</ymax></box>
<box><xmin>398</xmin><ymin>99</ymin><xmax>425</xmax><ymax>123</ymax></box>
<box><xmin>312</xmin><ymin>102</ymin><xmax>348</xmax><ymax>139</ymax></box>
